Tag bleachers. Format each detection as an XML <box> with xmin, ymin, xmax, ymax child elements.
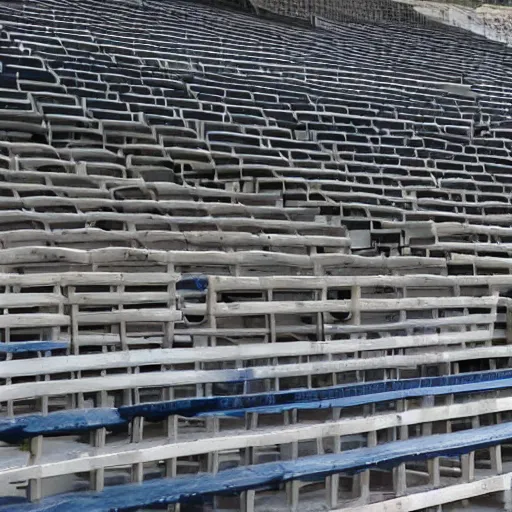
<box><xmin>1</xmin><ymin>0</ymin><xmax>512</xmax><ymax>510</ymax></box>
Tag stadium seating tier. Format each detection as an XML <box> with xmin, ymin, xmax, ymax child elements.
<box><xmin>1</xmin><ymin>0</ymin><xmax>512</xmax><ymax>511</ymax></box>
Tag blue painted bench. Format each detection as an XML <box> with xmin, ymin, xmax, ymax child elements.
<box><xmin>4</xmin><ymin>421</ymin><xmax>512</xmax><ymax>511</ymax></box>
<box><xmin>1</xmin><ymin>368</ymin><xmax>512</xmax><ymax>444</ymax></box>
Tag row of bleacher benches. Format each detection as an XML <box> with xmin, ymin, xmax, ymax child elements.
<box><xmin>3</xmin><ymin>393</ymin><xmax>512</xmax><ymax>511</ymax></box>
<box><xmin>2</xmin><ymin>368</ymin><xmax>512</xmax><ymax>443</ymax></box>
<box><xmin>1</xmin><ymin>0</ymin><xmax>512</xmax><ymax>509</ymax></box>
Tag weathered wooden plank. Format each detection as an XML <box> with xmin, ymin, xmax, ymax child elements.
<box><xmin>0</xmin><ymin>330</ymin><xmax>490</xmax><ymax>379</ymax></box>
<box><xmin>0</xmin><ymin>313</ymin><xmax>69</xmax><ymax>328</ymax></box>
<box><xmin>0</xmin><ymin>293</ymin><xmax>62</xmax><ymax>309</ymax></box>
<box><xmin>210</xmin><ymin>274</ymin><xmax>512</xmax><ymax>290</ymax></box>
<box><xmin>76</xmin><ymin>309</ymin><xmax>181</xmax><ymax>325</ymax></box>
<box><xmin>183</xmin><ymin>296</ymin><xmax>498</xmax><ymax>317</ymax></box>
<box><xmin>0</xmin><ymin>343</ymin><xmax>508</xmax><ymax>401</ymax></box>
<box><xmin>69</xmin><ymin>291</ymin><xmax>171</xmax><ymax>306</ymax></box>
<box><xmin>0</xmin><ymin>247</ymin><xmax>446</xmax><ymax>271</ymax></box>
<box><xmin>0</xmin><ymin>272</ymin><xmax>177</xmax><ymax>287</ymax></box>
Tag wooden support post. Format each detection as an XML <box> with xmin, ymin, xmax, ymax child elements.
<box><xmin>351</xmin><ymin>284</ymin><xmax>361</xmax><ymax>326</ymax></box>
<box><xmin>167</xmin><ymin>415</ymin><xmax>178</xmax><ymax>440</ymax></box>
<box><xmin>27</xmin><ymin>436</ymin><xmax>43</xmax><ymax>502</ymax></box>
<box><xmin>491</xmin><ymin>445</ymin><xmax>503</xmax><ymax>474</ymax></box>
<box><xmin>359</xmin><ymin>468</ymin><xmax>371</xmax><ymax>503</ymax></box>
<box><xmin>117</xmin><ymin>286</ymin><xmax>128</xmax><ymax>352</ymax></box>
<box><xmin>507</xmin><ymin>304</ymin><xmax>512</xmax><ymax>344</ymax></box>
<box><xmin>132</xmin><ymin>461</ymin><xmax>144</xmax><ymax>483</ymax></box>
<box><xmin>461</xmin><ymin>452</ymin><xmax>475</xmax><ymax>482</ymax></box>
<box><xmin>241</xmin><ymin>489</ymin><xmax>255</xmax><ymax>512</ymax></box>
<box><xmin>194</xmin><ymin>362</ymin><xmax>203</xmax><ymax>398</ymax></box>
<box><xmin>284</xmin><ymin>430</ymin><xmax>300</xmax><ymax>510</ymax></box>
<box><xmin>393</xmin><ymin>463</ymin><xmax>407</xmax><ymax>497</ymax></box>
<box><xmin>131</xmin><ymin>416</ymin><xmax>144</xmax><ymax>443</ymax></box>
<box><xmin>266</xmin><ymin>288</ymin><xmax>276</xmax><ymax>343</ymax></box>
<box><xmin>133</xmin><ymin>367</ymin><xmax>141</xmax><ymax>405</ymax></box>
<box><xmin>70</xmin><ymin>296</ymin><xmax>85</xmax><ymax>407</ymax></box>
<box><xmin>163</xmin><ymin>266</ymin><xmax>176</xmax><ymax>349</ymax></box>
<box><xmin>246</xmin><ymin>412</ymin><xmax>258</xmax><ymax>430</ymax></box>
<box><xmin>165</xmin><ymin>458</ymin><xmax>177</xmax><ymax>478</ymax></box>
<box><xmin>70</xmin><ymin>290</ymin><xmax>80</xmax><ymax>355</ymax></box>
<box><xmin>90</xmin><ymin>427</ymin><xmax>106</xmax><ymax>491</ymax></box>
<box><xmin>387</xmin><ymin>423</ymin><xmax>397</xmax><ymax>443</ymax></box>
<box><xmin>208</xmin><ymin>451</ymin><xmax>219</xmax><ymax>475</ymax></box>
<box><xmin>316</xmin><ymin>436</ymin><xmax>324</xmax><ymax>456</ymax></box>
<box><xmin>207</xmin><ymin>279</ymin><xmax>217</xmax><ymax>347</ymax></box>
<box><xmin>207</xmin><ymin>416</ymin><xmax>219</xmax><ymax>435</ymax></box>
<box><xmin>398</xmin><ymin>399</ymin><xmax>408</xmax><ymax>440</ymax></box>
<box><xmin>428</xmin><ymin>457</ymin><xmax>440</xmax><ymax>488</ymax></box>
<box><xmin>317</xmin><ymin>285</ymin><xmax>326</xmax><ymax>342</ymax></box>
<box><xmin>446</xmin><ymin>362</ymin><xmax>459</xmax><ymax>433</ymax></box>
<box><xmin>286</xmin><ymin>480</ymin><xmax>300</xmax><ymax>511</ymax></box>
<box><xmin>504</xmin><ymin>488</ymin><xmax>512</xmax><ymax>512</ymax></box>
<box><xmin>326</xmin><ymin>473</ymin><xmax>338</xmax><ymax>509</ymax></box>
<box><xmin>326</xmin><ymin>433</ymin><xmax>341</xmax><ymax>508</ymax></box>
<box><xmin>422</xmin><ymin>395</ymin><xmax>434</xmax><ymax>436</ymax></box>
<box><xmin>27</xmin><ymin>478</ymin><xmax>42</xmax><ymax>503</ymax></box>
<box><xmin>131</xmin><ymin>415</ymin><xmax>144</xmax><ymax>483</ymax></box>
<box><xmin>353</xmin><ymin>430</ymin><xmax>376</xmax><ymax>501</ymax></box>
